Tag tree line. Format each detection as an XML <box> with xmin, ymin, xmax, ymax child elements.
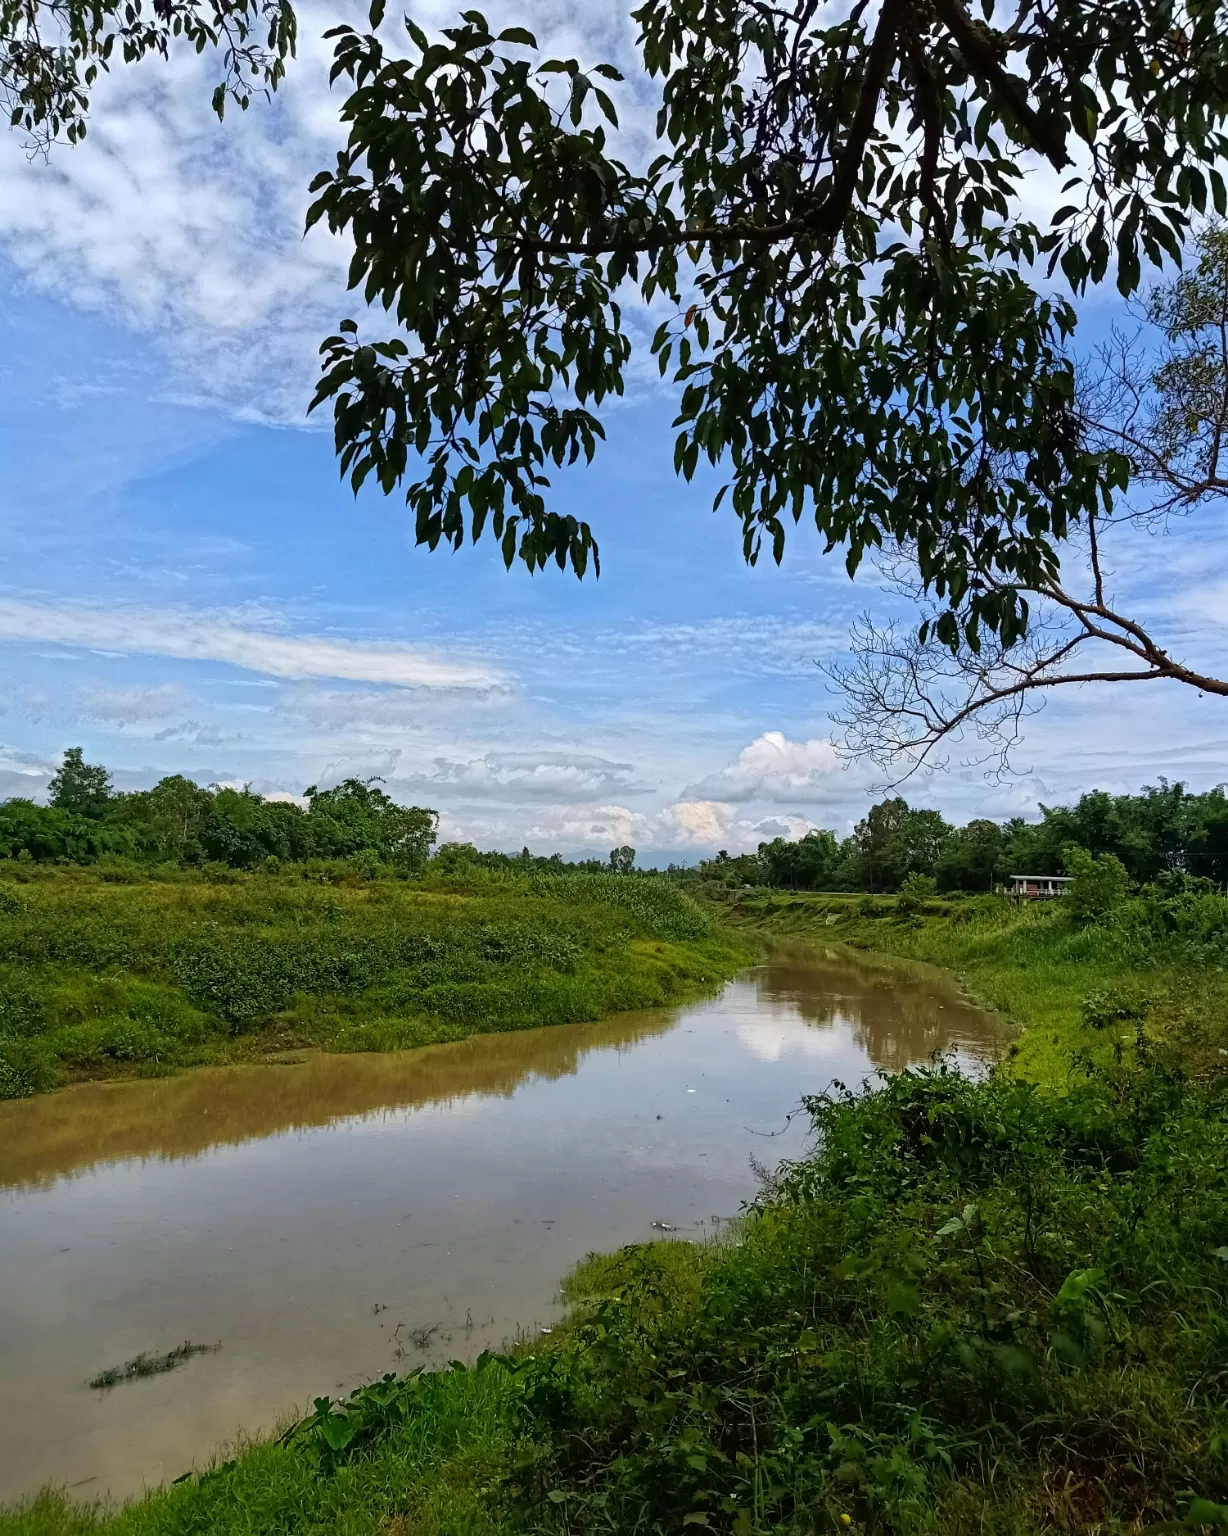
<box><xmin>0</xmin><ymin>750</ymin><xmax>439</xmax><ymax>871</ymax></box>
<box><xmin>695</xmin><ymin>782</ymin><xmax>1228</xmax><ymax>895</ymax></box>
<box><xmin>0</xmin><ymin>750</ymin><xmax>647</xmax><ymax>876</ymax></box>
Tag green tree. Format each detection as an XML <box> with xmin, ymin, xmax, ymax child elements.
<box><xmin>897</xmin><ymin>870</ymin><xmax>937</xmax><ymax>914</ymax></box>
<box><xmin>855</xmin><ymin>799</ymin><xmax>951</xmax><ymax>892</ymax></box>
<box><xmin>1063</xmin><ymin>844</ymin><xmax>1131</xmax><ymax>923</ymax></box>
<box><xmin>758</xmin><ymin>829</ymin><xmax>839</xmax><ymax>890</ymax></box>
<box><xmin>47</xmin><ymin>747</ymin><xmax>112</xmax><ymax>818</ymax></box>
<box><xmin>310</xmin><ymin>0</ymin><xmax>1228</xmax><ymax>677</ymax></box>
<box><xmin>304</xmin><ymin>779</ymin><xmax>438</xmax><ymax>868</ymax></box>
<box><xmin>832</xmin><ymin>227</ymin><xmax>1228</xmax><ymax>775</ymax></box>
<box><xmin>936</xmin><ymin>818</ymin><xmax>1005</xmax><ymax>892</ymax></box>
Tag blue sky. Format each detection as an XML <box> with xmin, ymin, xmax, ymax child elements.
<box><xmin>1</xmin><ymin>0</ymin><xmax>1226</xmax><ymax>861</ymax></box>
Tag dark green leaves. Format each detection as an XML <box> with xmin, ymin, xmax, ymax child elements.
<box><xmin>310</xmin><ymin>0</ymin><xmax>1228</xmax><ymax>643</ymax></box>
<box><xmin>1</xmin><ymin>0</ymin><xmax>297</xmax><ymax>147</ymax></box>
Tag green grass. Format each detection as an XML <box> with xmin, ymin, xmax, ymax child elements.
<box><xmin>8</xmin><ymin>892</ymin><xmax>1228</xmax><ymax>1535</ymax></box>
<box><xmin>0</xmin><ymin>865</ymin><xmax>746</xmax><ymax>1099</ymax></box>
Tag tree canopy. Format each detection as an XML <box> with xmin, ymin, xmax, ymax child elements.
<box><xmin>310</xmin><ymin>0</ymin><xmax>1228</xmax><ymax>663</ymax></box>
<box><xmin>0</xmin><ymin>0</ymin><xmax>295</xmax><ymax>147</ymax></box>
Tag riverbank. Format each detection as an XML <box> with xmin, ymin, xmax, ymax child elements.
<box><xmin>0</xmin><ymin>868</ymin><xmax>747</xmax><ymax>1100</ymax></box>
<box><xmin>712</xmin><ymin>888</ymin><xmax>1228</xmax><ymax>1085</ymax></box>
<box><xmin>5</xmin><ymin>898</ymin><xmax>1228</xmax><ymax>1535</ymax></box>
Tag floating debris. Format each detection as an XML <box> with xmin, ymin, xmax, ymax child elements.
<box><xmin>88</xmin><ymin>1340</ymin><xmax>219</xmax><ymax>1391</ymax></box>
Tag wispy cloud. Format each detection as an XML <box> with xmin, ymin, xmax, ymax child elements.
<box><xmin>0</xmin><ymin>600</ymin><xmax>504</xmax><ymax>689</ymax></box>
<box><xmin>393</xmin><ymin>750</ymin><xmax>651</xmax><ymax>802</ymax></box>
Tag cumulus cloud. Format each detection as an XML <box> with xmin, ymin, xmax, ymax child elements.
<box><xmin>683</xmin><ymin>731</ymin><xmax>846</xmax><ymax>803</ymax></box>
<box><xmin>464</xmin><ymin>797</ymin><xmax>822</xmax><ymax>857</ymax></box>
<box><xmin>0</xmin><ymin>600</ymin><xmax>504</xmax><ymax>689</ymax></box>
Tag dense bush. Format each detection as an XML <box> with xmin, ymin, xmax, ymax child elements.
<box><xmin>500</xmin><ymin>1061</ymin><xmax>1228</xmax><ymax>1534</ymax></box>
<box><xmin>0</xmin><ymin>868</ymin><xmax>736</xmax><ymax>1098</ymax></box>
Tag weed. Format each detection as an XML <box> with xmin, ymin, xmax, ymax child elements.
<box><xmin>88</xmin><ymin>1342</ymin><xmax>219</xmax><ymax>1391</ymax></box>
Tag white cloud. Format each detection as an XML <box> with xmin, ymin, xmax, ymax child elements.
<box><xmin>0</xmin><ymin>599</ymin><xmax>504</xmax><ymax>689</ymax></box>
<box><xmin>0</xmin><ymin>0</ymin><xmax>654</xmax><ymax>421</ymax></box>
<box><xmin>684</xmin><ymin>731</ymin><xmax>848</xmax><ymax>803</ymax></box>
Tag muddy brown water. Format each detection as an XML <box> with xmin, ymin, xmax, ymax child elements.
<box><xmin>0</xmin><ymin>946</ymin><xmax>1005</xmax><ymax>1506</ymax></box>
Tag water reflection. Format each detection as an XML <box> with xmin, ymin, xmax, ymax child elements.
<box><xmin>749</xmin><ymin>945</ymin><xmax>999</xmax><ymax>1073</ymax></box>
<box><xmin>0</xmin><ymin>1010</ymin><xmax>673</xmax><ymax>1193</ymax></box>
<box><xmin>0</xmin><ymin>945</ymin><xmax>1003</xmax><ymax>1506</ymax></box>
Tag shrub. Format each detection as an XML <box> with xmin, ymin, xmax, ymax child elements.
<box><xmin>1063</xmin><ymin>844</ymin><xmax>1130</xmax><ymax>922</ymax></box>
<box><xmin>897</xmin><ymin>872</ymin><xmax>938</xmax><ymax>915</ymax></box>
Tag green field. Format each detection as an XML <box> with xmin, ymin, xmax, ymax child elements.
<box><xmin>0</xmin><ymin>867</ymin><xmax>746</xmax><ymax>1100</ymax></box>
<box><xmin>6</xmin><ymin>891</ymin><xmax>1228</xmax><ymax>1535</ymax></box>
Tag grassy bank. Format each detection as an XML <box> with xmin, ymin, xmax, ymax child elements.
<box><xmin>7</xmin><ymin>895</ymin><xmax>1228</xmax><ymax>1535</ymax></box>
<box><xmin>712</xmin><ymin>888</ymin><xmax>1228</xmax><ymax>1086</ymax></box>
<box><xmin>0</xmin><ymin>866</ymin><xmax>745</xmax><ymax>1100</ymax></box>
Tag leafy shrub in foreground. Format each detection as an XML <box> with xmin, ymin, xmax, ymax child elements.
<box><xmin>503</xmin><ymin>1062</ymin><xmax>1228</xmax><ymax>1534</ymax></box>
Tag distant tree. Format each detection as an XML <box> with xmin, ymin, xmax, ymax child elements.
<box><xmin>936</xmin><ymin>819</ymin><xmax>1006</xmax><ymax>893</ymax></box>
<box><xmin>0</xmin><ymin>799</ymin><xmax>132</xmax><ymax>862</ymax></box>
<box><xmin>47</xmin><ymin>748</ymin><xmax>112</xmax><ymax>819</ymax></box>
<box><xmin>759</xmin><ymin>829</ymin><xmax>840</xmax><ymax>891</ymax></box>
<box><xmin>855</xmin><ymin>799</ymin><xmax>951</xmax><ymax>892</ymax></box>
<box><xmin>112</xmin><ymin>775</ymin><xmax>213</xmax><ymax>863</ymax></box>
<box><xmin>305</xmin><ymin>779</ymin><xmax>438</xmax><ymax>868</ymax></box>
<box><xmin>609</xmin><ymin>845</ymin><xmax>636</xmax><ymax>875</ymax></box>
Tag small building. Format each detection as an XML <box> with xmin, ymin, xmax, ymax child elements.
<box><xmin>1008</xmin><ymin>874</ymin><xmax>1073</xmax><ymax>901</ymax></box>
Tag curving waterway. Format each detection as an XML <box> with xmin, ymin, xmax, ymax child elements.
<box><xmin>0</xmin><ymin>945</ymin><xmax>1004</xmax><ymax>1505</ymax></box>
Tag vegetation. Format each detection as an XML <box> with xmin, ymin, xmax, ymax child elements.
<box><xmin>715</xmin><ymin>877</ymin><xmax>1228</xmax><ymax>1087</ymax></box>
<box><xmin>0</xmin><ymin>863</ymin><xmax>742</xmax><ymax>1100</ymax></box>
<box><xmin>8</xmin><ymin>903</ymin><xmax>1228</xmax><ymax>1534</ymax></box>
<box><xmin>688</xmin><ymin>779</ymin><xmax>1228</xmax><ymax>895</ymax></box>
<box><xmin>8</xmin><ymin>759</ymin><xmax>1228</xmax><ymax>1532</ymax></box>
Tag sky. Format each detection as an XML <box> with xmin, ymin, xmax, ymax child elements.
<box><xmin>1</xmin><ymin>0</ymin><xmax>1226</xmax><ymax>862</ymax></box>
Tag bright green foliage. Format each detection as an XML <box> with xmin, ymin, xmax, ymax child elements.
<box><xmin>0</xmin><ymin>867</ymin><xmax>740</xmax><ymax>1098</ymax></box>
<box><xmin>934</xmin><ymin>819</ymin><xmax>1005</xmax><ymax>894</ymax></box>
<box><xmin>895</xmin><ymin>871</ymin><xmax>937</xmax><ymax>915</ymax></box>
<box><xmin>1063</xmin><ymin>845</ymin><xmax>1131</xmax><ymax>923</ymax></box>
<box><xmin>0</xmin><ymin>755</ymin><xmax>440</xmax><ymax>871</ymax></box>
<box><xmin>503</xmin><ymin>1063</ymin><xmax>1228</xmax><ymax>1534</ymax></box>
<box><xmin>689</xmin><ymin>780</ymin><xmax>1228</xmax><ymax>895</ymax></box>
<box><xmin>758</xmin><ymin>830</ymin><xmax>841</xmax><ymax>891</ymax></box>
<box><xmin>307</xmin><ymin>0</ymin><xmax>1228</xmax><ymax>649</ymax></box>
<box><xmin>854</xmin><ymin>800</ymin><xmax>951</xmax><ymax>893</ymax></box>
<box><xmin>0</xmin><ymin>0</ymin><xmax>296</xmax><ymax>147</ymax></box>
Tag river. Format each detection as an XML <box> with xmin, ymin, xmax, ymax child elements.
<box><xmin>0</xmin><ymin>945</ymin><xmax>1004</xmax><ymax>1505</ymax></box>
